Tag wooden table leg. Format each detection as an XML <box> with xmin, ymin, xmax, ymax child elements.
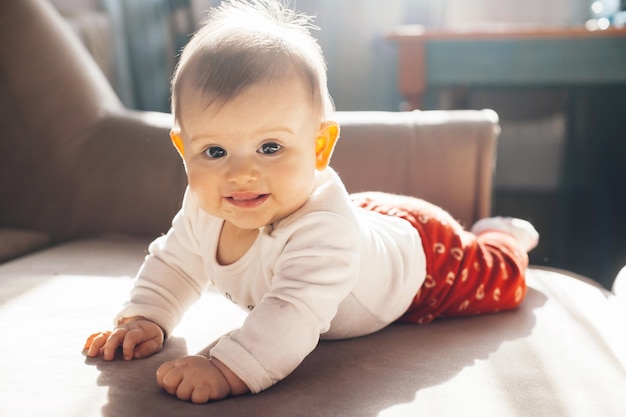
<box><xmin>397</xmin><ymin>40</ymin><xmax>426</xmax><ymax>110</ymax></box>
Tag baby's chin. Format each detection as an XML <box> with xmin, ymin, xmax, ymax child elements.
<box><xmin>220</xmin><ymin>212</ymin><xmax>277</xmax><ymax>232</ymax></box>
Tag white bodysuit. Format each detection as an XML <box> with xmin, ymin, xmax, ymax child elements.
<box><xmin>116</xmin><ymin>167</ymin><xmax>427</xmax><ymax>393</ymax></box>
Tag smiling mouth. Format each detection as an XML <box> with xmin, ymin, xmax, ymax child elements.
<box><xmin>225</xmin><ymin>193</ymin><xmax>269</xmax><ymax>208</ymax></box>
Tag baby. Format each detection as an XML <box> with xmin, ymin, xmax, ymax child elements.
<box><xmin>85</xmin><ymin>0</ymin><xmax>539</xmax><ymax>404</ymax></box>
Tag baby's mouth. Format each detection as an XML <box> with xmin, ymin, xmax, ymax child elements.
<box><xmin>225</xmin><ymin>193</ymin><xmax>269</xmax><ymax>208</ymax></box>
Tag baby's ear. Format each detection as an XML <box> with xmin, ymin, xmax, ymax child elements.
<box><xmin>170</xmin><ymin>130</ymin><xmax>185</xmax><ymax>159</ymax></box>
<box><xmin>315</xmin><ymin>120</ymin><xmax>340</xmax><ymax>170</ymax></box>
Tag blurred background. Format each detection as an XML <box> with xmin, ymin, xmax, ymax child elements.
<box><xmin>49</xmin><ymin>0</ymin><xmax>626</xmax><ymax>288</ymax></box>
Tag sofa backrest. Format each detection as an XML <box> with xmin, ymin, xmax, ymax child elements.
<box><xmin>333</xmin><ymin>110</ymin><xmax>499</xmax><ymax>228</ymax></box>
<box><xmin>0</xmin><ymin>0</ymin><xmax>187</xmax><ymax>245</ymax></box>
<box><xmin>0</xmin><ymin>0</ymin><xmax>123</xmax><ymax>237</ymax></box>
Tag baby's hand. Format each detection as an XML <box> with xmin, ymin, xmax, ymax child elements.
<box><xmin>156</xmin><ymin>356</ymin><xmax>248</xmax><ymax>403</ymax></box>
<box><xmin>84</xmin><ymin>317</ymin><xmax>164</xmax><ymax>361</ymax></box>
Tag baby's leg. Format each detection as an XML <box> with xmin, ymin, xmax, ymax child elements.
<box><xmin>350</xmin><ymin>192</ymin><xmax>537</xmax><ymax>324</ymax></box>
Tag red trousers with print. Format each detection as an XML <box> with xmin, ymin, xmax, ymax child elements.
<box><xmin>351</xmin><ymin>192</ymin><xmax>528</xmax><ymax>324</ymax></box>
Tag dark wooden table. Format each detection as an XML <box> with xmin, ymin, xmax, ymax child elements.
<box><xmin>387</xmin><ymin>25</ymin><xmax>626</xmax><ymax>110</ymax></box>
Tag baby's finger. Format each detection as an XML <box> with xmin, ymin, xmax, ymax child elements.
<box><xmin>156</xmin><ymin>363</ymin><xmax>183</xmax><ymax>395</ymax></box>
<box><xmin>175</xmin><ymin>379</ymin><xmax>194</xmax><ymax>401</ymax></box>
<box><xmin>133</xmin><ymin>338</ymin><xmax>162</xmax><ymax>359</ymax></box>
<box><xmin>84</xmin><ymin>331</ymin><xmax>112</xmax><ymax>357</ymax></box>
<box><xmin>190</xmin><ymin>386</ymin><xmax>212</xmax><ymax>404</ymax></box>
<box><xmin>102</xmin><ymin>328</ymin><xmax>126</xmax><ymax>360</ymax></box>
<box><xmin>83</xmin><ymin>332</ymin><xmax>99</xmax><ymax>350</ymax></box>
<box><xmin>155</xmin><ymin>360</ymin><xmax>176</xmax><ymax>386</ymax></box>
<box><xmin>121</xmin><ymin>328</ymin><xmax>146</xmax><ymax>360</ymax></box>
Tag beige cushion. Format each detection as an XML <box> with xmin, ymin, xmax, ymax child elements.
<box><xmin>0</xmin><ymin>236</ymin><xmax>624</xmax><ymax>417</ymax></box>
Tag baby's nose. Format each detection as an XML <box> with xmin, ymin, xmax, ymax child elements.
<box><xmin>226</xmin><ymin>157</ymin><xmax>259</xmax><ymax>184</ymax></box>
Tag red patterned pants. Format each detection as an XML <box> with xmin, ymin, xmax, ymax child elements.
<box><xmin>351</xmin><ymin>192</ymin><xmax>528</xmax><ymax>324</ymax></box>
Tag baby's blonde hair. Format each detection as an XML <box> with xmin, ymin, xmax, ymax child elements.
<box><xmin>171</xmin><ymin>0</ymin><xmax>334</xmax><ymax>128</ymax></box>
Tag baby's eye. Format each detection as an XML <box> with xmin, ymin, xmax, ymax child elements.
<box><xmin>205</xmin><ymin>146</ymin><xmax>227</xmax><ymax>159</ymax></box>
<box><xmin>258</xmin><ymin>142</ymin><xmax>282</xmax><ymax>155</ymax></box>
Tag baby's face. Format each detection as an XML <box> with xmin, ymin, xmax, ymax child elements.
<box><xmin>176</xmin><ymin>76</ymin><xmax>323</xmax><ymax>232</ymax></box>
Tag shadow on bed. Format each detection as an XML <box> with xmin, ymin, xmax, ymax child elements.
<box><xmin>88</xmin><ymin>288</ymin><xmax>546</xmax><ymax>417</ymax></box>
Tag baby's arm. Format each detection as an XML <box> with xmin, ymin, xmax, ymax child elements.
<box><xmin>84</xmin><ymin>317</ymin><xmax>164</xmax><ymax>361</ymax></box>
<box><xmin>156</xmin><ymin>355</ymin><xmax>249</xmax><ymax>403</ymax></box>
<box><xmin>84</xmin><ymin>194</ymin><xmax>208</xmax><ymax>361</ymax></box>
